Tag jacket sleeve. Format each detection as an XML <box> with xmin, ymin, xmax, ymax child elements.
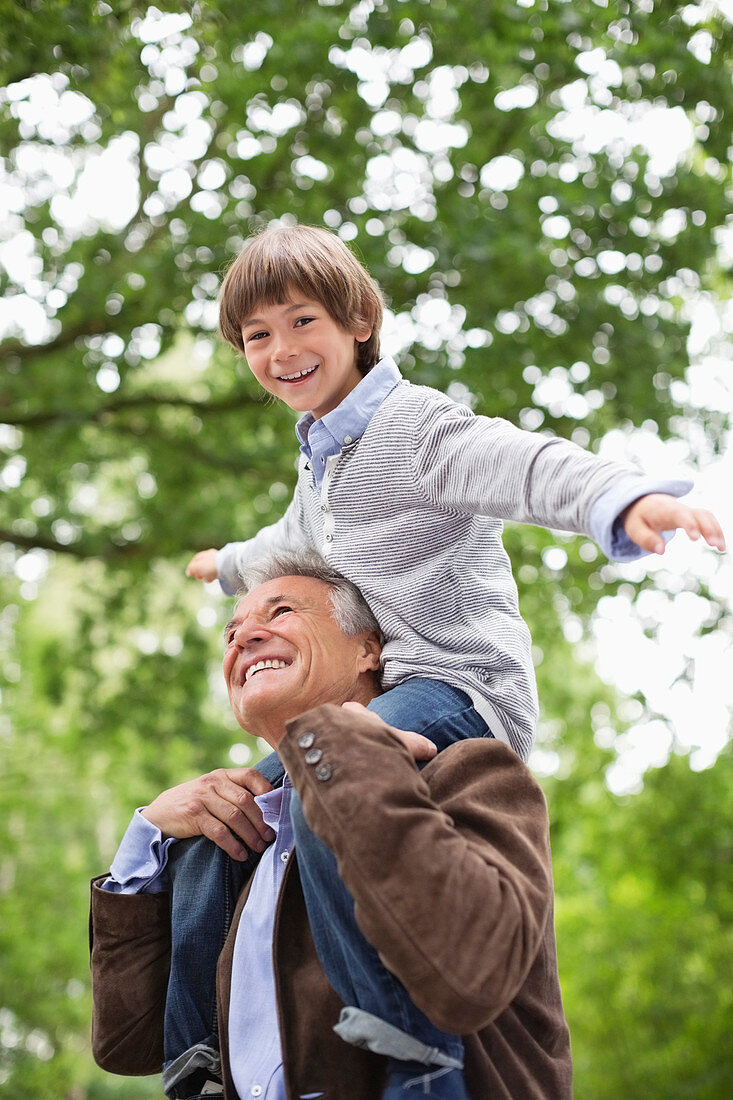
<box><xmin>278</xmin><ymin>705</ymin><xmax>554</xmax><ymax>1034</ymax></box>
<box><xmin>217</xmin><ymin>480</ymin><xmax>312</xmax><ymax>595</ymax></box>
<box><xmin>89</xmin><ymin>876</ymin><xmax>170</xmax><ymax>1075</ymax></box>
<box><xmin>411</xmin><ymin>396</ymin><xmax>658</xmax><ymax>537</ymax></box>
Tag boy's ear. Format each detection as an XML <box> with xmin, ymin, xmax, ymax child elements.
<box><xmin>355</xmin><ymin>327</ymin><xmax>372</xmax><ymax>343</ymax></box>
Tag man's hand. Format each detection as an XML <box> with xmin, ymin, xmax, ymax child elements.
<box><xmin>185</xmin><ymin>548</ymin><xmax>219</xmax><ymax>582</ymax></box>
<box><xmin>341</xmin><ymin>701</ymin><xmax>438</xmax><ymax>761</ymax></box>
<box><xmin>141</xmin><ymin>768</ymin><xmax>276</xmax><ymax>860</ymax></box>
<box><xmin>622</xmin><ymin>494</ymin><xmax>726</xmax><ymax>556</ymax></box>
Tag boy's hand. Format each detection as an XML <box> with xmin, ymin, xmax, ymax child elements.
<box><xmin>141</xmin><ymin>767</ymin><xmax>276</xmax><ymax>860</ymax></box>
<box><xmin>341</xmin><ymin>701</ymin><xmax>437</xmax><ymax>762</ymax></box>
<box><xmin>186</xmin><ymin>548</ymin><xmax>219</xmax><ymax>581</ymax></box>
<box><xmin>622</xmin><ymin>494</ymin><xmax>726</xmax><ymax>555</ymax></box>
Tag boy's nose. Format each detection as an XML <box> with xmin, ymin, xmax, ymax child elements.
<box><xmin>272</xmin><ymin>335</ymin><xmax>297</xmax><ymax>360</ymax></box>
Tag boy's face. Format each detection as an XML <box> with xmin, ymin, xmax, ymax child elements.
<box><xmin>240</xmin><ymin>295</ymin><xmax>371</xmax><ymax>420</ymax></box>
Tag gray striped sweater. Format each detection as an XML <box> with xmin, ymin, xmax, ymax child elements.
<box><xmin>218</xmin><ymin>379</ymin><xmax>655</xmax><ymax>760</ymax></box>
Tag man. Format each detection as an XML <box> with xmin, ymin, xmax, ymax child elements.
<box><xmin>90</xmin><ymin>553</ymin><xmax>572</xmax><ymax>1099</ymax></box>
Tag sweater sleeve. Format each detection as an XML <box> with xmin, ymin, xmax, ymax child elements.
<box><xmin>216</xmin><ymin>480</ymin><xmax>311</xmax><ymax>595</ymax></box>
<box><xmin>411</xmin><ymin>397</ymin><xmax>668</xmax><ymax>541</ymax></box>
<box><xmin>279</xmin><ymin>704</ymin><xmax>554</xmax><ymax>1033</ymax></box>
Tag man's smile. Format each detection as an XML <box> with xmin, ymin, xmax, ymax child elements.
<box><xmin>244</xmin><ymin>657</ymin><xmax>292</xmax><ymax>684</ymax></box>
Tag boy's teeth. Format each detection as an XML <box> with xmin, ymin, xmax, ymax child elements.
<box><xmin>245</xmin><ymin>658</ymin><xmax>288</xmax><ymax>682</ymax></box>
<box><xmin>281</xmin><ymin>366</ymin><xmax>316</xmax><ymax>381</ymax></box>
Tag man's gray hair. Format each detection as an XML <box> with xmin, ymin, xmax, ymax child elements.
<box><xmin>237</xmin><ymin>550</ymin><xmax>382</xmax><ymax>640</ymax></box>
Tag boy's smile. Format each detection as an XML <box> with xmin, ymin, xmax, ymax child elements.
<box><xmin>240</xmin><ymin>297</ymin><xmax>371</xmax><ymax>420</ymax></box>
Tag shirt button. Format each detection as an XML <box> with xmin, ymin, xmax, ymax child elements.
<box><xmin>321</xmin><ymin>503</ymin><xmax>328</xmax><ymax>513</ymax></box>
<box><xmin>325</xmin><ymin>533</ymin><xmax>333</xmax><ymax>542</ymax></box>
<box><xmin>280</xmin><ymin>850</ymin><xmax>289</xmax><ymax>863</ymax></box>
<box><xmin>305</xmin><ymin>748</ymin><xmax>323</xmax><ymax>765</ymax></box>
<box><xmin>315</xmin><ymin>763</ymin><xmax>333</xmax><ymax>782</ymax></box>
<box><xmin>298</xmin><ymin>732</ymin><xmax>315</xmax><ymax>748</ymax></box>
<box><xmin>344</xmin><ymin>435</ymin><xmax>353</xmax><ymax>444</ymax></box>
<box><xmin>251</xmin><ymin>1087</ymin><xmax>263</xmax><ymax>1097</ymax></box>
<box><xmin>320</xmin><ymin>457</ymin><xmax>325</xmax><ymax>464</ymax></box>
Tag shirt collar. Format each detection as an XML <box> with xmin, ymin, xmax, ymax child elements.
<box><xmin>295</xmin><ymin>356</ymin><xmax>402</xmax><ymax>451</ymax></box>
<box><xmin>255</xmin><ymin>773</ymin><xmax>292</xmax><ymax>834</ymax></box>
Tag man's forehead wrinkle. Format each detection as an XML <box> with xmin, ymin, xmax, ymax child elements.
<box><xmin>232</xmin><ymin>589</ymin><xmax>308</xmax><ymax>622</ymax></box>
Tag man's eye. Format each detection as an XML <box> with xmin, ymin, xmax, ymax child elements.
<box><xmin>272</xmin><ymin>605</ymin><xmax>292</xmax><ymax>617</ymax></box>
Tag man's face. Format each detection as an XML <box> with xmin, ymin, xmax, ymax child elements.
<box><xmin>223</xmin><ymin>575</ymin><xmax>381</xmax><ymax>744</ymax></box>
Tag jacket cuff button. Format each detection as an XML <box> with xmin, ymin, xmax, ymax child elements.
<box><xmin>305</xmin><ymin>748</ymin><xmax>323</xmax><ymax>765</ymax></box>
<box><xmin>298</xmin><ymin>732</ymin><xmax>315</xmax><ymax>748</ymax></box>
<box><xmin>315</xmin><ymin>764</ymin><xmax>333</xmax><ymax>782</ymax></box>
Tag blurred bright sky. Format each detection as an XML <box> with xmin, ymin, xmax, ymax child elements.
<box><xmin>2</xmin><ymin>5</ymin><xmax>731</xmax><ymax>793</ymax></box>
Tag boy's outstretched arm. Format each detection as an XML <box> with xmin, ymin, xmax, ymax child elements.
<box><xmin>186</xmin><ymin>547</ymin><xmax>219</xmax><ymax>581</ymax></box>
<box><xmin>622</xmin><ymin>494</ymin><xmax>726</xmax><ymax>555</ymax></box>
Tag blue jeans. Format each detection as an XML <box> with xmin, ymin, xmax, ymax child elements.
<box><xmin>162</xmin><ymin>680</ymin><xmax>489</xmax><ymax>1095</ymax></box>
<box><xmin>292</xmin><ymin>679</ymin><xmax>490</xmax><ymax>1071</ymax></box>
<box><xmin>161</xmin><ymin>751</ymin><xmax>285</xmax><ymax>1098</ymax></box>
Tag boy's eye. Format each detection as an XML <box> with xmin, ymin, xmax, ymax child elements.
<box><xmin>247</xmin><ymin>330</ymin><xmax>268</xmax><ymax>342</ymax></box>
<box><xmin>294</xmin><ymin>316</ymin><xmax>314</xmax><ymax>328</ymax></box>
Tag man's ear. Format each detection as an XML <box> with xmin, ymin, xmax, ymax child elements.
<box><xmin>357</xmin><ymin>630</ymin><xmax>382</xmax><ymax>673</ymax></box>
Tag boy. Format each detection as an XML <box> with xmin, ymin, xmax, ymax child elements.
<box><xmin>172</xmin><ymin>224</ymin><xmax>722</xmax><ymax>1098</ymax></box>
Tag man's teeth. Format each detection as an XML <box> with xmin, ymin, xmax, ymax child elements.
<box><xmin>245</xmin><ymin>659</ymin><xmax>288</xmax><ymax>682</ymax></box>
<box><xmin>280</xmin><ymin>365</ymin><xmax>317</xmax><ymax>381</ymax></box>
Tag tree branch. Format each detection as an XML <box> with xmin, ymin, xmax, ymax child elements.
<box><xmin>0</xmin><ymin>317</ymin><xmax>114</xmax><ymax>366</ymax></box>
<box><xmin>104</xmin><ymin>419</ymin><xmax>275</xmax><ymax>473</ymax></box>
<box><xmin>0</xmin><ymin>526</ymin><xmax>166</xmax><ymax>561</ymax></box>
<box><xmin>2</xmin><ymin>390</ymin><xmax>263</xmax><ymax>426</ymax></box>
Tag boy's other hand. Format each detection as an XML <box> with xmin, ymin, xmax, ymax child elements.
<box><xmin>341</xmin><ymin>700</ymin><xmax>437</xmax><ymax>762</ymax></box>
<box><xmin>622</xmin><ymin>494</ymin><xmax>726</xmax><ymax>555</ymax></box>
<box><xmin>186</xmin><ymin>548</ymin><xmax>219</xmax><ymax>581</ymax></box>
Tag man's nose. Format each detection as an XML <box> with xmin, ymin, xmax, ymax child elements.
<box><xmin>233</xmin><ymin>619</ymin><xmax>273</xmax><ymax>647</ymax></box>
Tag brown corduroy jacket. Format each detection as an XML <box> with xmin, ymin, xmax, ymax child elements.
<box><xmin>90</xmin><ymin>704</ymin><xmax>572</xmax><ymax>1098</ymax></box>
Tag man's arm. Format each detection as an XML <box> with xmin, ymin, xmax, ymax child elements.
<box><xmin>90</xmin><ymin>760</ymin><xmax>280</xmax><ymax>1075</ymax></box>
<box><xmin>89</xmin><ymin>879</ymin><xmax>170</xmax><ymax>1074</ymax></box>
<box><xmin>279</xmin><ymin>704</ymin><xmax>554</xmax><ymax>1034</ymax></box>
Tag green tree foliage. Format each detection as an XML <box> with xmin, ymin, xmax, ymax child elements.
<box><xmin>1</xmin><ymin>1</ymin><xmax>731</xmax><ymax>1095</ymax></box>
<box><xmin>549</xmin><ymin>745</ymin><xmax>733</xmax><ymax>1098</ymax></box>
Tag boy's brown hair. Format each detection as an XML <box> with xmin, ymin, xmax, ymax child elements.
<box><xmin>219</xmin><ymin>224</ymin><xmax>383</xmax><ymax>374</ymax></box>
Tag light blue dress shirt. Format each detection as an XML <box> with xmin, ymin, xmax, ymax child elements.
<box><xmin>227</xmin><ymin>779</ymin><xmax>293</xmax><ymax>1100</ymax></box>
<box><xmin>294</xmin><ymin>356</ymin><xmax>401</xmax><ymax>489</ymax></box>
